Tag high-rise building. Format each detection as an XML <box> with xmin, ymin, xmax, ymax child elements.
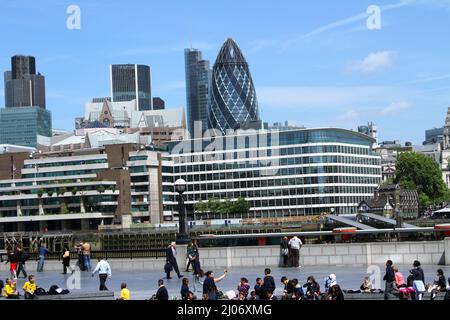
<box><xmin>4</xmin><ymin>55</ymin><xmax>46</xmax><ymax>109</ymax></box>
<box><xmin>208</xmin><ymin>38</ymin><xmax>260</xmax><ymax>134</ymax></box>
<box><xmin>1</xmin><ymin>55</ymin><xmax>51</xmax><ymax>148</ymax></box>
<box><xmin>152</xmin><ymin>97</ymin><xmax>165</xmax><ymax>110</ymax></box>
<box><xmin>184</xmin><ymin>48</ymin><xmax>210</xmax><ymax>134</ymax></box>
<box><xmin>110</xmin><ymin>64</ymin><xmax>152</xmax><ymax>111</ymax></box>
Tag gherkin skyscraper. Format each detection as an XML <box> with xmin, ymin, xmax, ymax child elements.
<box><xmin>208</xmin><ymin>38</ymin><xmax>260</xmax><ymax>133</ymax></box>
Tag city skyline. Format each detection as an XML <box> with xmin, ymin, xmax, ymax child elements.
<box><xmin>1</xmin><ymin>0</ymin><xmax>450</xmax><ymax>144</ymax></box>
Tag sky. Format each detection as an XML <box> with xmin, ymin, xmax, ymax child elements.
<box><xmin>1</xmin><ymin>0</ymin><xmax>450</xmax><ymax>144</ymax></box>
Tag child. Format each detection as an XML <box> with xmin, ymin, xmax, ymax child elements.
<box><xmin>360</xmin><ymin>277</ymin><xmax>372</xmax><ymax>293</ymax></box>
<box><xmin>118</xmin><ymin>282</ymin><xmax>130</xmax><ymax>300</ymax></box>
<box><xmin>3</xmin><ymin>278</ymin><xmax>20</xmax><ymax>299</ymax></box>
<box><xmin>23</xmin><ymin>275</ymin><xmax>37</xmax><ymax>299</ymax></box>
<box><xmin>237</xmin><ymin>277</ymin><xmax>250</xmax><ymax>299</ymax></box>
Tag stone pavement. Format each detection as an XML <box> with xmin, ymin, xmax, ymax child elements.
<box><xmin>2</xmin><ymin>264</ymin><xmax>449</xmax><ymax>300</ymax></box>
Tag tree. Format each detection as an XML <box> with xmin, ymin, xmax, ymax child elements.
<box><xmin>37</xmin><ymin>189</ymin><xmax>44</xmax><ymax>198</ymax></box>
<box><xmin>231</xmin><ymin>197</ymin><xmax>251</xmax><ymax>216</ymax></box>
<box><xmin>96</xmin><ymin>185</ymin><xmax>105</xmax><ymax>194</ymax></box>
<box><xmin>71</xmin><ymin>188</ymin><xmax>78</xmax><ymax>196</ymax></box>
<box><xmin>394</xmin><ymin>151</ymin><xmax>450</xmax><ymax>205</ymax></box>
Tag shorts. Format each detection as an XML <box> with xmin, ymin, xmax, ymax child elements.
<box><xmin>10</xmin><ymin>263</ymin><xmax>18</xmax><ymax>272</ymax></box>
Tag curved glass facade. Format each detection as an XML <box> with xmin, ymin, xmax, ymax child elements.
<box><xmin>166</xmin><ymin>128</ymin><xmax>382</xmax><ymax>217</ymax></box>
<box><xmin>208</xmin><ymin>38</ymin><xmax>259</xmax><ymax>133</ymax></box>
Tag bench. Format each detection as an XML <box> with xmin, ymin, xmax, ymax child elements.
<box><xmin>35</xmin><ymin>291</ymin><xmax>115</xmax><ymax>300</ymax></box>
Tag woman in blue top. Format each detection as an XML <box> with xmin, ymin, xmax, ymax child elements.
<box><xmin>202</xmin><ymin>269</ymin><xmax>227</xmax><ymax>300</ymax></box>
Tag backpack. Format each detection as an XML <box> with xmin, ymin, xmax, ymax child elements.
<box><xmin>35</xmin><ymin>287</ymin><xmax>46</xmax><ymax>296</ymax></box>
<box><xmin>48</xmin><ymin>285</ymin><xmax>60</xmax><ymax>295</ymax></box>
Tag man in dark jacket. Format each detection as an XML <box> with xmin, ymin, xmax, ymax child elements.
<box><xmin>155</xmin><ymin>279</ymin><xmax>169</xmax><ymax>300</ymax></box>
<box><xmin>261</xmin><ymin>268</ymin><xmax>276</xmax><ymax>300</ymax></box>
<box><xmin>16</xmin><ymin>247</ymin><xmax>28</xmax><ymax>278</ymax></box>
<box><xmin>166</xmin><ymin>242</ymin><xmax>183</xmax><ymax>279</ymax></box>
<box><xmin>383</xmin><ymin>260</ymin><xmax>395</xmax><ymax>300</ymax></box>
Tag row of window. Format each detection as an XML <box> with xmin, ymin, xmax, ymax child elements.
<box><xmin>23</xmin><ymin>158</ymin><xmax>107</xmax><ymax>169</ymax></box>
<box><xmin>172</xmin><ymin>145</ymin><xmax>374</xmax><ymax>164</ymax></box>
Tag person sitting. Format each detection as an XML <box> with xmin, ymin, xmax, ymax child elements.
<box><xmin>267</xmin><ymin>291</ymin><xmax>278</xmax><ymax>300</ymax></box>
<box><xmin>180</xmin><ymin>278</ymin><xmax>190</xmax><ymax>300</ymax></box>
<box><xmin>324</xmin><ymin>274</ymin><xmax>337</xmax><ymax>296</ymax></box>
<box><xmin>291</xmin><ymin>278</ymin><xmax>304</xmax><ymax>300</ymax></box>
<box><xmin>254</xmin><ymin>277</ymin><xmax>263</xmax><ymax>299</ymax></box>
<box><xmin>303</xmin><ymin>276</ymin><xmax>320</xmax><ymax>300</ymax></box>
<box><xmin>118</xmin><ymin>282</ymin><xmax>130</xmax><ymax>300</ymax></box>
<box><xmin>360</xmin><ymin>277</ymin><xmax>372</xmax><ymax>293</ymax></box>
<box><xmin>186</xmin><ymin>291</ymin><xmax>196</xmax><ymax>300</ymax></box>
<box><xmin>3</xmin><ymin>278</ymin><xmax>20</xmax><ymax>299</ymax></box>
<box><xmin>237</xmin><ymin>277</ymin><xmax>250</xmax><ymax>299</ymax></box>
<box><xmin>23</xmin><ymin>275</ymin><xmax>37</xmax><ymax>299</ymax></box>
<box><xmin>280</xmin><ymin>276</ymin><xmax>295</xmax><ymax>300</ymax></box>
<box><xmin>428</xmin><ymin>269</ymin><xmax>446</xmax><ymax>300</ymax></box>
<box><xmin>155</xmin><ymin>279</ymin><xmax>169</xmax><ymax>300</ymax></box>
<box><xmin>331</xmin><ymin>285</ymin><xmax>344</xmax><ymax>300</ymax></box>
<box><xmin>237</xmin><ymin>292</ymin><xmax>247</xmax><ymax>300</ymax></box>
<box><xmin>248</xmin><ymin>291</ymin><xmax>258</xmax><ymax>300</ymax></box>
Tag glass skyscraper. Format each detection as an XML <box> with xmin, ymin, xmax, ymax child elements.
<box><xmin>110</xmin><ymin>64</ymin><xmax>152</xmax><ymax>111</ymax></box>
<box><xmin>184</xmin><ymin>48</ymin><xmax>210</xmax><ymax>135</ymax></box>
<box><xmin>4</xmin><ymin>55</ymin><xmax>46</xmax><ymax>109</ymax></box>
<box><xmin>0</xmin><ymin>107</ymin><xmax>52</xmax><ymax>147</ymax></box>
<box><xmin>208</xmin><ymin>38</ymin><xmax>260</xmax><ymax>134</ymax></box>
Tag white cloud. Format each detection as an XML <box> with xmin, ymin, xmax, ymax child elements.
<box><xmin>380</xmin><ymin>101</ymin><xmax>410</xmax><ymax>115</ymax></box>
<box><xmin>348</xmin><ymin>51</ymin><xmax>396</xmax><ymax>73</ymax></box>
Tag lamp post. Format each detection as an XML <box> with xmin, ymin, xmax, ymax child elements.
<box><xmin>175</xmin><ymin>178</ymin><xmax>189</xmax><ymax>244</ymax></box>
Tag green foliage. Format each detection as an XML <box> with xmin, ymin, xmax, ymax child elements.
<box><xmin>96</xmin><ymin>185</ymin><xmax>106</xmax><ymax>194</ymax></box>
<box><xmin>58</xmin><ymin>187</ymin><xmax>67</xmax><ymax>196</ymax></box>
<box><xmin>194</xmin><ymin>197</ymin><xmax>251</xmax><ymax>217</ymax></box>
<box><xmin>47</xmin><ymin>190</ymin><xmax>54</xmax><ymax>197</ymax></box>
<box><xmin>71</xmin><ymin>188</ymin><xmax>78</xmax><ymax>196</ymax></box>
<box><xmin>37</xmin><ymin>189</ymin><xmax>44</xmax><ymax>198</ymax></box>
<box><xmin>60</xmin><ymin>202</ymin><xmax>70</xmax><ymax>214</ymax></box>
<box><xmin>394</xmin><ymin>151</ymin><xmax>450</xmax><ymax>205</ymax></box>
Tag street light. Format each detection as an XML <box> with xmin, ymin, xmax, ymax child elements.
<box><xmin>175</xmin><ymin>178</ymin><xmax>189</xmax><ymax>244</ymax></box>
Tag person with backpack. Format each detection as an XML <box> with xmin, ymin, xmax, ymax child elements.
<box><xmin>261</xmin><ymin>268</ymin><xmax>276</xmax><ymax>300</ymax></box>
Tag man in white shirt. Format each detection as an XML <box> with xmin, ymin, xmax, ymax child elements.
<box><xmin>288</xmin><ymin>236</ymin><xmax>302</xmax><ymax>268</ymax></box>
<box><xmin>92</xmin><ymin>256</ymin><xmax>112</xmax><ymax>291</ymax></box>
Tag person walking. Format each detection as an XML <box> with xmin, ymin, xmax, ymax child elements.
<box><xmin>62</xmin><ymin>246</ymin><xmax>74</xmax><ymax>274</ymax></box>
<box><xmin>92</xmin><ymin>256</ymin><xmax>111</xmax><ymax>291</ymax></box>
<box><xmin>280</xmin><ymin>237</ymin><xmax>289</xmax><ymax>267</ymax></box>
<box><xmin>5</xmin><ymin>249</ymin><xmax>19</xmax><ymax>279</ymax></box>
<box><xmin>165</xmin><ymin>242</ymin><xmax>183</xmax><ymax>279</ymax></box>
<box><xmin>186</xmin><ymin>240</ymin><xmax>195</xmax><ymax>272</ymax></box>
<box><xmin>82</xmin><ymin>240</ymin><xmax>91</xmax><ymax>271</ymax></box>
<box><xmin>36</xmin><ymin>244</ymin><xmax>49</xmax><ymax>272</ymax></box>
<box><xmin>383</xmin><ymin>260</ymin><xmax>395</xmax><ymax>300</ymax></box>
<box><xmin>16</xmin><ymin>246</ymin><xmax>28</xmax><ymax>278</ymax></box>
<box><xmin>288</xmin><ymin>236</ymin><xmax>302</xmax><ymax>268</ymax></box>
<box><xmin>155</xmin><ymin>279</ymin><xmax>169</xmax><ymax>300</ymax></box>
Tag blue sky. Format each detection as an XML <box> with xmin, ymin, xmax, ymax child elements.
<box><xmin>1</xmin><ymin>0</ymin><xmax>450</xmax><ymax>144</ymax></box>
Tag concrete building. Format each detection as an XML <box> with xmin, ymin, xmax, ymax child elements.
<box><xmin>0</xmin><ymin>143</ymin><xmax>167</xmax><ymax>232</ymax></box>
<box><xmin>424</xmin><ymin>127</ymin><xmax>444</xmax><ymax>146</ymax></box>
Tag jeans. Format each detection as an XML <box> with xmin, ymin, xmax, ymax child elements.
<box><xmin>84</xmin><ymin>255</ymin><xmax>91</xmax><ymax>271</ymax></box>
<box><xmin>384</xmin><ymin>281</ymin><xmax>394</xmax><ymax>300</ymax></box>
<box><xmin>99</xmin><ymin>274</ymin><xmax>108</xmax><ymax>291</ymax></box>
<box><xmin>37</xmin><ymin>256</ymin><xmax>45</xmax><ymax>272</ymax></box>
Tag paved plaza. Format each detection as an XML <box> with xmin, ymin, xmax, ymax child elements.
<box><xmin>2</xmin><ymin>264</ymin><xmax>449</xmax><ymax>300</ymax></box>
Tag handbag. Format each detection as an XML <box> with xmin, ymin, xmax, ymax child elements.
<box><xmin>413</xmin><ymin>280</ymin><xmax>425</xmax><ymax>293</ymax></box>
<box><xmin>282</xmin><ymin>248</ymin><xmax>289</xmax><ymax>255</ymax></box>
<box><xmin>164</xmin><ymin>262</ymin><xmax>173</xmax><ymax>273</ymax></box>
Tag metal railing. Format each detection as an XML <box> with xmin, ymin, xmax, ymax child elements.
<box><xmin>0</xmin><ymin>248</ymin><xmax>167</xmax><ymax>262</ymax></box>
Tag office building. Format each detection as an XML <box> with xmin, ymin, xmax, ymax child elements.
<box><xmin>166</xmin><ymin>128</ymin><xmax>381</xmax><ymax>217</ymax></box>
<box><xmin>152</xmin><ymin>97</ymin><xmax>165</xmax><ymax>110</ymax></box>
<box><xmin>185</xmin><ymin>48</ymin><xmax>210</xmax><ymax>134</ymax></box>
<box><xmin>208</xmin><ymin>38</ymin><xmax>260</xmax><ymax>134</ymax></box>
<box><xmin>110</xmin><ymin>64</ymin><xmax>152</xmax><ymax>111</ymax></box>
<box><xmin>4</xmin><ymin>55</ymin><xmax>46</xmax><ymax>109</ymax></box>
<box><xmin>423</xmin><ymin>127</ymin><xmax>444</xmax><ymax>146</ymax></box>
<box><xmin>0</xmin><ymin>106</ymin><xmax>52</xmax><ymax>148</ymax></box>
